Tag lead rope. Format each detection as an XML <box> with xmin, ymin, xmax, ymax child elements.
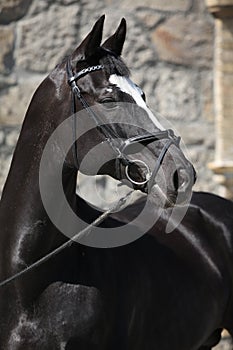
<box><xmin>0</xmin><ymin>189</ymin><xmax>134</xmax><ymax>288</ymax></box>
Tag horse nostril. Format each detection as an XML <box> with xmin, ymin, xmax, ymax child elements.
<box><xmin>179</xmin><ymin>168</ymin><xmax>191</xmax><ymax>191</ymax></box>
<box><xmin>173</xmin><ymin>168</ymin><xmax>192</xmax><ymax>193</ymax></box>
<box><xmin>173</xmin><ymin>170</ymin><xmax>179</xmax><ymax>192</ymax></box>
<box><xmin>193</xmin><ymin>166</ymin><xmax>197</xmax><ymax>184</ymax></box>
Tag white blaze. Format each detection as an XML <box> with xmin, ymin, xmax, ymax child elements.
<box><xmin>109</xmin><ymin>75</ymin><xmax>164</xmax><ymax>130</ymax></box>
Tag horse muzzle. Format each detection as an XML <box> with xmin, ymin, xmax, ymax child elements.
<box><xmin>123</xmin><ymin>159</ymin><xmax>196</xmax><ymax>208</ymax></box>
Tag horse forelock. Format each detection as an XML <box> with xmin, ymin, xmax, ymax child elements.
<box><xmin>99</xmin><ymin>52</ymin><xmax>130</xmax><ymax>77</ymax></box>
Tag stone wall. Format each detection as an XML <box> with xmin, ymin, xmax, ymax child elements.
<box><xmin>0</xmin><ymin>2</ymin><xmax>232</xmax><ymax>348</ymax></box>
<box><xmin>0</xmin><ymin>0</ymin><xmax>216</xmax><ymax>194</ymax></box>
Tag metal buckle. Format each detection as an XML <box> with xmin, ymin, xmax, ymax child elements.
<box><xmin>125</xmin><ymin>159</ymin><xmax>151</xmax><ymax>186</ymax></box>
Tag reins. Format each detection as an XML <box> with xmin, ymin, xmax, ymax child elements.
<box><xmin>0</xmin><ymin>189</ymin><xmax>134</xmax><ymax>288</ymax></box>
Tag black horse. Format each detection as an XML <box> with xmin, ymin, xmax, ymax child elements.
<box><xmin>0</xmin><ymin>15</ymin><xmax>232</xmax><ymax>350</ymax></box>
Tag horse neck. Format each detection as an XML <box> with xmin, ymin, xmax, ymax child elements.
<box><xmin>0</xmin><ymin>77</ymin><xmax>78</xmax><ymax>275</ymax></box>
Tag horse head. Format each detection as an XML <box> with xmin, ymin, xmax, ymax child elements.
<box><xmin>36</xmin><ymin>15</ymin><xmax>196</xmax><ymax>208</ymax></box>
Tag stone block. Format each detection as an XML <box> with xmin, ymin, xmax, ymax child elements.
<box><xmin>0</xmin><ymin>74</ymin><xmax>17</xmax><ymax>90</ymax></box>
<box><xmin>5</xmin><ymin>128</ymin><xmax>19</xmax><ymax>147</ymax></box>
<box><xmin>154</xmin><ymin>65</ymin><xmax>199</xmax><ymax>121</ymax></box>
<box><xmin>187</xmin><ymin>144</ymin><xmax>217</xmax><ymax>192</ymax></box>
<box><xmin>121</xmin><ymin>16</ymin><xmax>158</xmax><ymax>69</ymax></box>
<box><xmin>136</xmin><ymin>11</ymin><xmax>163</xmax><ymax>29</ymax></box>
<box><xmin>27</xmin><ymin>0</ymin><xmax>54</xmax><ymax>16</ymax></box>
<box><xmin>206</xmin><ymin>0</ymin><xmax>233</xmax><ymax>16</ymax></box>
<box><xmin>200</xmin><ymin>71</ymin><xmax>214</xmax><ymax>121</ymax></box>
<box><xmin>206</xmin><ymin>0</ymin><xmax>233</xmax><ymax>5</ymax></box>
<box><xmin>0</xmin><ymin>26</ymin><xmax>15</xmax><ymax>75</ymax></box>
<box><xmin>177</xmin><ymin>122</ymin><xmax>215</xmax><ymax>147</ymax></box>
<box><xmin>105</xmin><ymin>0</ymin><xmax>191</xmax><ymax>11</ymax></box>
<box><xmin>0</xmin><ymin>153</ymin><xmax>12</xmax><ymax>194</ymax></box>
<box><xmin>151</xmin><ymin>14</ymin><xmax>214</xmax><ymax>68</ymax></box>
<box><xmin>16</xmin><ymin>4</ymin><xmax>80</xmax><ymax>73</ymax></box>
<box><xmin>0</xmin><ymin>130</ymin><xmax>5</xmax><ymax>145</ymax></box>
<box><xmin>130</xmin><ymin>66</ymin><xmax>160</xmax><ymax>98</ymax></box>
<box><xmin>192</xmin><ymin>0</ymin><xmax>212</xmax><ymax>13</ymax></box>
<box><xmin>0</xmin><ymin>0</ymin><xmax>32</xmax><ymax>24</ymax></box>
<box><xmin>0</xmin><ymin>76</ymin><xmax>45</xmax><ymax>125</ymax></box>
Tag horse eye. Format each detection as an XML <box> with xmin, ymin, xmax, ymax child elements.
<box><xmin>141</xmin><ymin>91</ymin><xmax>146</xmax><ymax>102</ymax></box>
<box><xmin>100</xmin><ymin>98</ymin><xmax>117</xmax><ymax>109</ymax></box>
<box><xmin>135</xmin><ymin>84</ymin><xmax>146</xmax><ymax>102</ymax></box>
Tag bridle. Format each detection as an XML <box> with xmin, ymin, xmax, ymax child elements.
<box><xmin>66</xmin><ymin>57</ymin><xmax>181</xmax><ymax>191</ymax></box>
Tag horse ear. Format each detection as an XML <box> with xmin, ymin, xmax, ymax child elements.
<box><xmin>73</xmin><ymin>15</ymin><xmax>105</xmax><ymax>60</ymax></box>
<box><xmin>102</xmin><ymin>18</ymin><xmax>126</xmax><ymax>56</ymax></box>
